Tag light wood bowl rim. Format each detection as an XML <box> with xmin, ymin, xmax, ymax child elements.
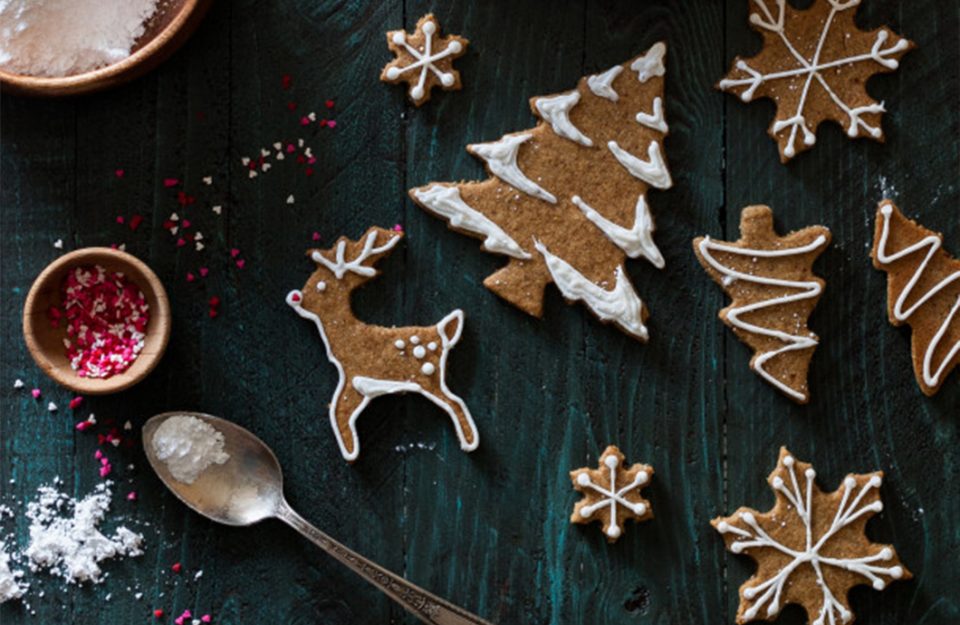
<box><xmin>0</xmin><ymin>0</ymin><xmax>213</xmax><ymax>97</ymax></box>
<box><xmin>22</xmin><ymin>247</ymin><xmax>171</xmax><ymax>395</ymax></box>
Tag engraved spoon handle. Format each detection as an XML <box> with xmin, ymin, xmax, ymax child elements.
<box><xmin>275</xmin><ymin>500</ymin><xmax>494</xmax><ymax>625</ymax></box>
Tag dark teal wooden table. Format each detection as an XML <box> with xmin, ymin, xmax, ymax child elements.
<box><xmin>1</xmin><ymin>2</ymin><xmax>957</xmax><ymax>624</ymax></box>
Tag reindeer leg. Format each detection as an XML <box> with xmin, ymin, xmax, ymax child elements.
<box><xmin>423</xmin><ymin>309</ymin><xmax>480</xmax><ymax>451</ymax></box>
<box><xmin>330</xmin><ymin>381</ymin><xmax>370</xmax><ymax>462</ymax></box>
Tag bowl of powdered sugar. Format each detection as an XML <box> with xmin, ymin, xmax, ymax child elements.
<box><xmin>0</xmin><ymin>0</ymin><xmax>213</xmax><ymax>96</ymax></box>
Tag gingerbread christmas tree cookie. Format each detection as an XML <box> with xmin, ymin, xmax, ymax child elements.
<box><xmin>713</xmin><ymin>447</ymin><xmax>911</xmax><ymax>625</ymax></box>
<box><xmin>871</xmin><ymin>200</ymin><xmax>959</xmax><ymax>396</ymax></box>
<box><xmin>286</xmin><ymin>227</ymin><xmax>478</xmax><ymax>462</ymax></box>
<box><xmin>381</xmin><ymin>14</ymin><xmax>468</xmax><ymax>106</ymax></box>
<box><xmin>719</xmin><ymin>0</ymin><xmax>914</xmax><ymax>162</ymax></box>
<box><xmin>410</xmin><ymin>43</ymin><xmax>672</xmax><ymax>341</ymax></box>
<box><xmin>694</xmin><ymin>206</ymin><xmax>830</xmax><ymax>403</ymax></box>
<box><xmin>570</xmin><ymin>446</ymin><xmax>653</xmax><ymax>542</ymax></box>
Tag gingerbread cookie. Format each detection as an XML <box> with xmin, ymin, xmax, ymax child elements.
<box><xmin>719</xmin><ymin>0</ymin><xmax>914</xmax><ymax>162</ymax></box>
<box><xmin>286</xmin><ymin>227</ymin><xmax>478</xmax><ymax>462</ymax></box>
<box><xmin>713</xmin><ymin>447</ymin><xmax>911</xmax><ymax>625</ymax></box>
<box><xmin>410</xmin><ymin>43</ymin><xmax>672</xmax><ymax>341</ymax></box>
<box><xmin>694</xmin><ymin>206</ymin><xmax>830</xmax><ymax>403</ymax></box>
<box><xmin>871</xmin><ymin>200</ymin><xmax>959</xmax><ymax>396</ymax></box>
<box><xmin>570</xmin><ymin>446</ymin><xmax>653</xmax><ymax>542</ymax></box>
<box><xmin>381</xmin><ymin>14</ymin><xmax>468</xmax><ymax>106</ymax></box>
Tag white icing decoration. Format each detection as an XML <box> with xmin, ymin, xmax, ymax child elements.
<box><xmin>413</xmin><ymin>185</ymin><xmax>531</xmax><ymax>259</ymax></box>
<box><xmin>718</xmin><ymin>454</ymin><xmax>902</xmax><ymax>625</ymax></box>
<box><xmin>286</xmin><ymin>293</ymin><xmax>478</xmax><ymax>461</ymax></box>
<box><xmin>386</xmin><ymin>17</ymin><xmax>462</xmax><ymax>102</ymax></box>
<box><xmin>316</xmin><ymin>281</ymin><xmax>326</xmax><ymax>292</ymax></box>
<box><xmin>587</xmin><ymin>65</ymin><xmax>623</xmax><ymax>102</ymax></box>
<box><xmin>575</xmin><ymin>452</ymin><xmax>649</xmax><ymax>539</ymax></box>
<box><xmin>468</xmin><ymin>134</ymin><xmax>557</xmax><ymax>204</ymax></box>
<box><xmin>421</xmin><ymin>363</ymin><xmax>436</xmax><ymax>375</ymax></box>
<box><xmin>875</xmin><ymin>203</ymin><xmax>960</xmax><ymax>389</ymax></box>
<box><xmin>413</xmin><ymin>345</ymin><xmax>426</xmax><ymax>359</ymax></box>
<box><xmin>410</xmin><ymin>335</ymin><xmax>420</xmax><ymax>344</ymax></box>
<box><xmin>394</xmin><ymin>339</ymin><xmax>405</xmax><ymax>350</ymax></box>
<box><xmin>534</xmin><ymin>240</ymin><xmax>648</xmax><ymax>340</ymax></box>
<box><xmin>427</xmin><ymin>342</ymin><xmax>437</xmax><ymax>351</ymax></box>
<box><xmin>630</xmin><ymin>42</ymin><xmax>666</xmax><ymax>83</ymax></box>
<box><xmin>534</xmin><ymin>91</ymin><xmax>593</xmax><ymax>147</ymax></box>
<box><xmin>719</xmin><ymin>0</ymin><xmax>910</xmax><ymax>158</ymax></box>
<box><xmin>697</xmin><ymin>233</ymin><xmax>828</xmax><ymax>402</ymax></box>
<box><xmin>572</xmin><ymin>194</ymin><xmax>664</xmax><ymax>268</ymax></box>
<box><xmin>607</xmin><ymin>140</ymin><xmax>673</xmax><ymax>190</ymax></box>
<box><xmin>636</xmin><ymin>96</ymin><xmax>668</xmax><ymax>133</ymax></box>
<box><xmin>312</xmin><ymin>230</ymin><xmax>401</xmax><ymax>280</ymax></box>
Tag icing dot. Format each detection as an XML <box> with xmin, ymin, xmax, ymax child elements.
<box><xmin>606</xmin><ymin>525</ymin><xmax>621</xmax><ymax>539</ymax></box>
<box><xmin>604</xmin><ymin>455</ymin><xmax>618</xmax><ymax>469</ymax></box>
<box><xmin>741</xmin><ymin>511</ymin><xmax>755</xmax><ymax>524</ymax></box>
<box><xmin>448</xmin><ymin>41</ymin><xmax>462</xmax><ymax>54</ymax></box>
<box><xmin>316</xmin><ymin>281</ymin><xmax>326</xmax><ymax>292</ymax></box>
<box><xmin>440</xmin><ymin>73</ymin><xmax>455</xmax><ymax>87</ymax></box>
<box><xmin>394</xmin><ymin>339</ymin><xmax>405</xmax><ymax>350</ymax></box>
<box><xmin>635</xmin><ymin>503</ymin><xmax>647</xmax><ymax>516</ymax></box>
<box><xmin>783</xmin><ymin>456</ymin><xmax>794</xmax><ymax>467</ymax></box>
<box><xmin>579</xmin><ymin>507</ymin><xmax>592</xmax><ymax>519</ymax></box>
<box><xmin>772</xmin><ymin>476</ymin><xmax>784</xmax><ymax>489</ymax></box>
<box><xmin>873</xmin><ymin>579</ymin><xmax>886</xmax><ymax>590</ymax></box>
<box><xmin>880</xmin><ymin>547</ymin><xmax>893</xmax><ymax>560</ymax></box>
<box><xmin>386</xmin><ymin>67</ymin><xmax>401</xmax><ymax>80</ymax></box>
<box><xmin>410</xmin><ymin>336</ymin><xmax>420</xmax><ymax>345</ymax></box>
<box><xmin>413</xmin><ymin>346</ymin><xmax>426</xmax><ymax>359</ymax></box>
<box><xmin>805</xmin><ymin>468</ymin><xmax>816</xmax><ymax>479</ymax></box>
<box><xmin>732</xmin><ymin>542</ymin><xmax>745</xmax><ymax>554</ymax></box>
<box><xmin>743</xmin><ymin>586</ymin><xmax>758</xmax><ymax>599</ymax></box>
<box><xmin>422</xmin><ymin>20</ymin><xmax>436</xmax><ymax>35</ymax></box>
<box><xmin>891</xmin><ymin>565</ymin><xmax>903</xmax><ymax>579</ymax></box>
<box><xmin>576</xmin><ymin>473</ymin><xmax>590</xmax><ymax>486</ymax></box>
<box><xmin>637</xmin><ymin>471</ymin><xmax>649</xmax><ymax>485</ymax></box>
<box><xmin>427</xmin><ymin>342</ymin><xmax>437</xmax><ymax>351</ymax></box>
<box><xmin>870</xmin><ymin>475</ymin><xmax>882</xmax><ymax>488</ymax></box>
<box><xmin>391</xmin><ymin>32</ymin><xmax>405</xmax><ymax>45</ymax></box>
<box><xmin>421</xmin><ymin>363</ymin><xmax>436</xmax><ymax>375</ymax></box>
<box><xmin>844</xmin><ymin>476</ymin><xmax>857</xmax><ymax>489</ymax></box>
<box><xmin>716</xmin><ymin>521</ymin><xmax>730</xmax><ymax>533</ymax></box>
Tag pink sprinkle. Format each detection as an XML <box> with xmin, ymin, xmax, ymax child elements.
<box><xmin>311</xmin><ymin>232</ymin><xmax>321</xmax><ymax>241</ymax></box>
<box><xmin>325</xmin><ymin>99</ymin><xmax>335</xmax><ymax>109</ymax></box>
<box><xmin>181</xmin><ymin>219</ymin><xmax>191</xmax><ymax>229</ymax></box>
<box><xmin>186</xmin><ymin>272</ymin><xmax>196</xmax><ymax>282</ymax></box>
<box><xmin>327</xmin><ymin>120</ymin><xmax>337</xmax><ymax>129</ymax></box>
<box><xmin>177</xmin><ymin>238</ymin><xmax>187</xmax><ymax>247</ymax></box>
<box><xmin>182</xmin><ymin>610</ymin><xmax>192</xmax><ymax>618</ymax></box>
<box><xmin>236</xmin><ymin>259</ymin><xmax>245</xmax><ymax>269</ymax></box>
<box><xmin>199</xmin><ymin>267</ymin><xmax>209</xmax><ymax>277</ymax></box>
<box><xmin>163</xmin><ymin>178</ymin><xmax>179</xmax><ymax>187</ymax></box>
<box><xmin>171</xmin><ymin>562</ymin><xmax>182</xmax><ymax>573</ymax></box>
<box><xmin>68</xmin><ymin>396</ymin><xmax>83</xmax><ymax>410</ymax></box>
<box><xmin>129</xmin><ymin>214</ymin><xmax>144</xmax><ymax>231</ymax></box>
<box><xmin>116</xmin><ymin>216</ymin><xmax>125</xmax><ymax>224</ymax></box>
<box><xmin>286</xmin><ymin>144</ymin><xmax>295</xmax><ymax>153</ymax></box>
<box><xmin>175</xmin><ymin>618</ymin><xmax>184</xmax><ymax>625</ymax></box>
<box><xmin>31</xmin><ymin>388</ymin><xmax>41</xmax><ymax>399</ymax></box>
<box><xmin>100</xmin><ymin>457</ymin><xmax>108</xmax><ymax>466</ymax></box>
<box><xmin>201</xmin><ymin>616</ymin><xmax>211</xmax><ymax>623</ymax></box>
<box><xmin>75</xmin><ymin>421</ymin><xmax>91</xmax><ymax>431</ymax></box>
<box><xmin>230</xmin><ymin>248</ymin><xmax>240</xmax><ymax>258</ymax></box>
<box><xmin>393</xmin><ymin>224</ymin><xmax>403</xmax><ymax>232</ymax></box>
<box><xmin>307</xmin><ymin>156</ymin><xmax>317</xmax><ymax>165</ymax></box>
<box><xmin>99</xmin><ymin>464</ymin><xmax>111</xmax><ymax>478</ymax></box>
<box><xmin>300</xmin><ymin>116</ymin><xmax>310</xmax><ymax>126</ymax></box>
<box><xmin>127</xmin><ymin>491</ymin><xmax>137</xmax><ymax>501</ymax></box>
<box><xmin>94</xmin><ymin>450</ymin><xmax>103</xmax><ymax>460</ymax></box>
<box><xmin>115</xmin><ymin>169</ymin><xmax>125</xmax><ymax>178</ymax></box>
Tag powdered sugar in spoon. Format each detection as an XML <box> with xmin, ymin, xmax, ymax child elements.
<box><xmin>143</xmin><ymin>411</ymin><xmax>493</xmax><ymax>625</ymax></box>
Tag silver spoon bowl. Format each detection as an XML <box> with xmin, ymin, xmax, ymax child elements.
<box><xmin>143</xmin><ymin>411</ymin><xmax>492</xmax><ymax>625</ymax></box>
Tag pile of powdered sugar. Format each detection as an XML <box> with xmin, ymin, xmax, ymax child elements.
<box><xmin>0</xmin><ymin>0</ymin><xmax>160</xmax><ymax>77</ymax></box>
<box><xmin>0</xmin><ymin>542</ymin><xmax>25</xmax><ymax>603</ymax></box>
<box><xmin>152</xmin><ymin>415</ymin><xmax>230</xmax><ymax>484</ymax></box>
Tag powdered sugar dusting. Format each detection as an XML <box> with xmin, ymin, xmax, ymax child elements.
<box><xmin>0</xmin><ymin>542</ymin><xmax>26</xmax><ymax>603</ymax></box>
<box><xmin>152</xmin><ymin>416</ymin><xmax>230</xmax><ymax>484</ymax></box>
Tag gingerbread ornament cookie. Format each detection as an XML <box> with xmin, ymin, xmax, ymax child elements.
<box><xmin>719</xmin><ymin>0</ymin><xmax>914</xmax><ymax>162</ymax></box>
<box><xmin>694</xmin><ymin>206</ymin><xmax>830</xmax><ymax>403</ymax></box>
<box><xmin>286</xmin><ymin>227</ymin><xmax>478</xmax><ymax>462</ymax></box>
<box><xmin>872</xmin><ymin>200</ymin><xmax>960</xmax><ymax>396</ymax></box>
<box><xmin>411</xmin><ymin>43</ymin><xmax>672</xmax><ymax>341</ymax></box>
<box><xmin>570</xmin><ymin>446</ymin><xmax>653</xmax><ymax>542</ymax></box>
<box><xmin>713</xmin><ymin>447</ymin><xmax>911</xmax><ymax>625</ymax></box>
<box><xmin>381</xmin><ymin>14</ymin><xmax>468</xmax><ymax>106</ymax></box>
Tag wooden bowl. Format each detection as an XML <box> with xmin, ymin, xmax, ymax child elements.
<box><xmin>22</xmin><ymin>248</ymin><xmax>171</xmax><ymax>395</ymax></box>
<box><xmin>0</xmin><ymin>0</ymin><xmax>213</xmax><ymax>97</ymax></box>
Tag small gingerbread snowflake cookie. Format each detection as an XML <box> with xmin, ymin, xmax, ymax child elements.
<box><xmin>381</xmin><ymin>14</ymin><xmax>468</xmax><ymax>106</ymax></box>
<box><xmin>713</xmin><ymin>447</ymin><xmax>911</xmax><ymax>625</ymax></box>
<box><xmin>719</xmin><ymin>0</ymin><xmax>914</xmax><ymax>162</ymax></box>
<box><xmin>570</xmin><ymin>446</ymin><xmax>653</xmax><ymax>542</ymax></box>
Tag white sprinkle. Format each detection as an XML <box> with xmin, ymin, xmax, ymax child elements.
<box><xmin>13</xmin><ymin>379</ymin><xmax>24</xmax><ymax>389</ymax></box>
<box><xmin>46</xmin><ymin>402</ymin><xmax>57</xmax><ymax>412</ymax></box>
<box><xmin>286</xmin><ymin>195</ymin><xmax>295</xmax><ymax>204</ymax></box>
<box><xmin>53</xmin><ymin>239</ymin><xmax>63</xmax><ymax>249</ymax></box>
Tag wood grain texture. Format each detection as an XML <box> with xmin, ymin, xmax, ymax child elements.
<box><xmin>0</xmin><ymin>1</ymin><xmax>956</xmax><ymax>624</ymax></box>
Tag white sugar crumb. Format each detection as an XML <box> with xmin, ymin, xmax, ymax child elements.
<box><xmin>0</xmin><ymin>542</ymin><xmax>26</xmax><ymax>603</ymax></box>
<box><xmin>13</xmin><ymin>379</ymin><xmax>24</xmax><ymax>389</ymax></box>
<box><xmin>152</xmin><ymin>415</ymin><xmax>230</xmax><ymax>484</ymax></box>
<box><xmin>22</xmin><ymin>482</ymin><xmax>143</xmax><ymax>586</ymax></box>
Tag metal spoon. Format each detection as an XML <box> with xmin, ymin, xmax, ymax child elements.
<box><xmin>143</xmin><ymin>411</ymin><xmax>493</xmax><ymax>625</ymax></box>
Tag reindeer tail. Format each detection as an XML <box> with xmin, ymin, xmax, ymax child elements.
<box><xmin>436</xmin><ymin>309</ymin><xmax>465</xmax><ymax>348</ymax></box>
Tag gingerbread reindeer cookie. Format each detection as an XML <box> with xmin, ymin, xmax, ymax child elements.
<box><xmin>286</xmin><ymin>227</ymin><xmax>478</xmax><ymax>462</ymax></box>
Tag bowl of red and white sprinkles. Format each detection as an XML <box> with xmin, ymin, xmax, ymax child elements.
<box><xmin>23</xmin><ymin>247</ymin><xmax>171</xmax><ymax>394</ymax></box>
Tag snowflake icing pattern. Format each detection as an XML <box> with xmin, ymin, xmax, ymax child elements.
<box><xmin>713</xmin><ymin>448</ymin><xmax>911</xmax><ymax>625</ymax></box>
<box><xmin>720</xmin><ymin>0</ymin><xmax>913</xmax><ymax>161</ymax></box>
<box><xmin>570</xmin><ymin>446</ymin><xmax>653</xmax><ymax>542</ymax></box>
<box><xmin>381</xmin><ymin>14</ymin><xmax>468</xmax><ymax>106</ymax></box>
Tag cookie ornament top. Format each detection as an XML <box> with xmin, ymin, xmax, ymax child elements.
<box><xmin>719</xmin><ymin>0</ymin><xmax>914</xmax><ymax>162</ymax></box>
<box><xmin>411</xmin><ymin>43</ymin><xmax>672</xmax><ymax>341</ymax></box>
<box><xmin>286</xmin><ymin>227</ymin><xmax>478</xmax><ymax>462</ymax></box>
<box><xmin>570</xmin><ymin>446</ymin><xmax>653</xmax><ymax>542</ymax></box>
<box><xmin>381</xmin><ymin>14</ymin><xmax>468</xmax><ymax>106</ymax></box>
<box><xmin>713</xmin><ymin>448</ymin><xmax>911</xmax><ymax>625</ymax></box>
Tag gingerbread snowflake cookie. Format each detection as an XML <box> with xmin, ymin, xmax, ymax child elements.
<box><xmin>694</xmin><ymin>206</ymin><xmax>830</xmax><ymax>403</ymax></box>
<box><xmin>286</xmin><ymin>227</ymin><xmax>479</xmax><ymax>462</ymax></box>
<box><xmin>381</xmin><ymin>14</ymin><xmax>468</xmax><ymax>106</ymax></box>
<box><xmin>570</xmin><ymin>446</ymin><xmax>653</xmax><ymax>542</ymax></box>
<box><xmin>872</xmin><ymin>200</ymin><xmax>959</xmax><ymax>396</ymax></box>
<box><xmin>713</xmin><ymin>447</ymin><xmax>911</xmax><ymax>625</ymax></box>
<box><xmin>719</xmin><ymin>0</ymin><xmax>914</xmax><ymax>162</ymax></box>
<box><xmin>410</xmin><ymin>43</ymin><xmax>672</xmax><ymax>341</ymax></box>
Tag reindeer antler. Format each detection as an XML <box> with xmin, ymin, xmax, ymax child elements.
<box><xmin>312</xmin><ymin>228</ymin><xmax>402</xmax><ymax>279</ymax></box>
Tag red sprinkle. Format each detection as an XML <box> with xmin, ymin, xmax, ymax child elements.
<box><xmin>311</xmin><ymin>232</ymin><xmax>321</xmax><ymax>241</ymax></box>
<box><xmin>181</xmin><ymin>219</ymin><xmax>191</xmax><ymax>229</ymax></box>
<box><xmin>235</xmin><ymin>259</ymin><xmax>245</xmax><ymax>269</ymax></box>
<box><xmin>287</xmin><ymin>101</ymin><xmax>297</xmax><ymax>111</ymax></box>
<box><xmin>171</xmin><ymin>562</ymin><xmax>182</xmax><ymax>573</ymax></box>
<box><xmin>116</xmin><ymin>216</ymin><xmax>125</xmax><ymax>225</ymax></box>
<box><xmin>186</xmin><ymin>272</ymin><xmax>196</xmax><ymax>283</ymax></box>
<box><xmin>75</xmin><ymin>420</ymin><xmax>92</xmax><ymax>432</ymax></box>
<box><xmin>229</xmin><ymin>248</ymin><xmax>240</xmax><ymax>258</ymax></box>
<box><xmin>300</xmin><ymin>116</ymin><xmax>310</xmax><ymax>126</ymax></box>
<box><xmin>154</xmin><ymin>609</ymin><xmax>164</xmax><ymax>619</ymax></box>
<box><xmin>163</xmin><ymin>178</ymin><xmax>179</xmax><ymax>188</ymax></box>
<box><xmin>327</xmin><ymin>120</ymin><xmax>337</xmax><ymax>129</ymax></box>
<box><xmin>305</xmin><ymin>167</ymin><xmax>314</xmax><ymax>176</ymax></box>
<box><xmin>115</xmin><ymin>169</ymin><xmax>125</xmax><ymax>178</ymax></box>
<box><xmin>281</xmin><ymin>74</ymin><xmax>292</xmax><ymax>90</ymax></box>
<box><xmin>177</xmin><ymin>191</ymin><xmax>196</xmax><ymax>207</ymax></box>
<box><xmin>129</xmin><ymin>214</ymin><xmax>144</xmax><ymax>231</ymax></box>
<box><xmin>325</xmin><ymin>99</ymin><xmax>334</xmax><ymax>109</ymax></box>
<box><xmin>199</xmin><ymin>267</ymin><xmax>209</xmax><ymax>277</ymax></box>
<box><xmin>209</xmin><ymin>296</ymin><xmax>221</xmax><ymax>307</ymax></box>
<box><xmin>290</xmin><ymin>292</ymin><xmax>301</xmax><ymax>303</ymax></box>
<box><xmin>68</xmin><ymin>396</ymin><xmax>84</xmax><ymax>410</ymax></box>
<box><xmin>176</xmin><ymin>238</ymin><xmax>187</xmax><ymax>247</ymax></box>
